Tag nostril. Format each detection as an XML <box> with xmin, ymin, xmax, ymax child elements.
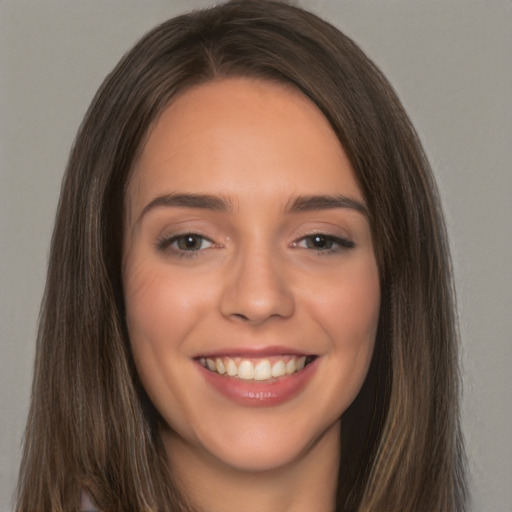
<box><xmin>232</xmin><ymin>313</ymin><xmax>250</xmax><ymax>321</ymax></box>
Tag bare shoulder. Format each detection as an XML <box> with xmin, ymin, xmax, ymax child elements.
<box><xmin>80</xmin><ymin>490</ymin><xmax>101</xmax><ymax>512</ymax></box>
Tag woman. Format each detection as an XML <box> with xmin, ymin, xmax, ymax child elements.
<box><xmin>16</xmin><ymin>1</ymin><xmax>468</xmax><ymax>510</ymax></box>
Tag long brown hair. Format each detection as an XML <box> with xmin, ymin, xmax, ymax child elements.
<box><xmin>17</xmin><ymin>1</ymin><xmax>468</xmax><ymax>510</ymax></box>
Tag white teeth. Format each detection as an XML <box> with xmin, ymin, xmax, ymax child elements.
<box><xmin>238</xmin><ymin>360</ymin><xmax>255</xmax><ymax>380</ymax></box>
<box><xmin>271</xmin><ymin>360</ymin><xmax>286</xmax><ymax>378</ymax></box>
<box><xmin>200</xmin><ymin>355</ymin><xmax>313</xmax><ymax>381</ymax></box>
<box><xmin>254</xmin><ymin>360</ymin><xmax>272</xmax><ymax>380</ymax></box>
<box><xmin>286</xmin><ymin>358</ymin><xmax>296</xmax><ymax>375</ymax></box>
<box><xmin>226</xmin><ymin>358</ymin><xmax>238</xmax><ymax>376</ymax></box>
<box><xmin>215</xmin><ymin>358</ymin><xmax>226</xmax><ymax>375</ymax></box>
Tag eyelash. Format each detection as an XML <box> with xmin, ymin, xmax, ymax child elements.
<box><xmin>292</xmin><ymin>233</ymin><xmax>355</xmax><ymax>254</ymax></box>
<box><xmin>156</xmin><ymin>233</ymin><xmax>215</xmax><ymax>258</ymax></box>
<box><xmin>156</xmin><ymin>232</ymin><xmax>354</xmax><ymax>258</ymax></box>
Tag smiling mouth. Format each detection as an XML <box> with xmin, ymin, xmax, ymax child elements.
<box><xmin>197</xmin><ymin>355</ymin><xmax>317</xmax><ymax>382</ymax></box>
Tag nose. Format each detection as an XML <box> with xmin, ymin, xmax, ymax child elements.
<box><xmin>220</xmin><ymin>245</ymin><xmax>295</xmax><ymax>325</ymax></box>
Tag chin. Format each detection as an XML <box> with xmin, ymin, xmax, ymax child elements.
<box><xmin>187</xmin><ymin>412</ymin><xmax>341</xmax><ymax>474</ymax></box>
<box><xmin>210</xmin><ymin>443</ymin><xmax>306</xmax><ymax>473</ymax></box>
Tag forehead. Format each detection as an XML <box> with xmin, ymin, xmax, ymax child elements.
<box><xmin>126</xmin><ymin>77</ymin><xmax>362</xmax><ymax>217</ymax></box>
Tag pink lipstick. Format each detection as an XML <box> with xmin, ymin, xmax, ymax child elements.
<box><xmin>195</xmin><ymin>350</ymin><xmax>318</xmax><ymax>407</ymax></box>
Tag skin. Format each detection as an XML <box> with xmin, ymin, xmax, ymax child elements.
<box><xmin>123</xmin><ymin>77</ymin><xmax>380</xmax><ymax>512</ymax></box>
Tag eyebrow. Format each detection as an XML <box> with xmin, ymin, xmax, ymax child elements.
<box><xmin>138</xmin><ymin>192</ymin><xmax>368</xmax><ymax>223</ymax></box>
<box><xmin>139</xmin><ymin>192</ymin><xmax>232</xmax><ymax>220</ymax></box>
<box><xmin>286</xmin><ymin>194</ymin><xmax>368</xmax><ymax>216</ymax></box>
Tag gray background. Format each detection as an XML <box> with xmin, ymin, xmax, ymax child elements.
<box><xmin>1</xmin><ymin>1</ymin><xmax>511</xmax><ymax>511</ymax></box>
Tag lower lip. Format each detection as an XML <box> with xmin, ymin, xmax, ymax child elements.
<box><xmin>197</xmin><ymin>358</ymin><xmax>319</xmax><ymax>407</ymax></box>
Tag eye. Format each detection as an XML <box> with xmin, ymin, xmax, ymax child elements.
<box><xmin>157</xmin><ymin>233</ymin><xmax>214</xmax><ymax>253</ymax></box>
<box><xmin>294</xmin><ymin>234</ymin><xmax>354</xmax><ymax>252</ymax></box>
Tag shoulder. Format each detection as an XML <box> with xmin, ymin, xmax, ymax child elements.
<box><xmin>80</xmin><ymin>490</ymin><xmax>101</xmax><ymax>512</ymax></box>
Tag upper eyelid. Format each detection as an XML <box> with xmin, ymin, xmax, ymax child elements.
<box><xmin>293</xmin><ymin>229</ymin><xmax>354</xmax><ymax>242</ymax></box>
<box><xmin>158</xmin><ymin>229</ymin><xmax>213</xmax><ymax>241</ymax></box>
<box><xmin>155</xmin><ymin>227</ymin><xmax>355</xmax><ymax>250</ymax></box>
<box><xmin>293</xmin><ymin>233</ymin><xmax>354</xmax><ymax>247</ymax></box>
<box><xmin>156</xmin><ymin>232</ymin><xmax>214</xmax><ymax>250</ymax></box>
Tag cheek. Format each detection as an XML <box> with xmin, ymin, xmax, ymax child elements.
<box><xmin>309</xmin><ymin>255</ymin><xmax>380</xmax><ymax>396</ymax></box>
<box><xmin>122</xmin><ymin>257</ymin><xmax>208</xmax><ymax>419</ymax></box>
<box><xmin>123</xmin><ymin>260</ymin><xmax>173</xmax><ymax>389</ymax></box>
<box><xmin>315</xmin><ymin>257</ymin><xmax>380</xmax><ymax>339</ymax></box>
<box><xmin>124</xmin><ymin>256</ymin><xmax>212</xmax><ymax>348</ymax></box>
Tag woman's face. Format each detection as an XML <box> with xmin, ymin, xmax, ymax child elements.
<box><xmin>122</xmin><ymin>77</ymin><xmax>380</xmax><ymax>473</ymax></box>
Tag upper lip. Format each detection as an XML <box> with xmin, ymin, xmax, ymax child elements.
<box><xmin>193</xmin><ymin>345</ymin><xmax>313</xmax><ymax>359</ymax></box>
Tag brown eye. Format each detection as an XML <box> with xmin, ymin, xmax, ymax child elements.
<box><xmin>295</xmin><ymin>234</ymin><xmax>355</xmax><ymax>252</ymax></box>
<box><xmin>305</xmin><ymin>235</ymin><xmax>335</xmax><ymax>250</ymax></box>
<box><xmin>175</xmin><ymin>234</ymin><xmax>208</xmax><ymax>251</ymax></box>
<box><xmin>157</xmin><ymin>233</ymin><xmax>214</xmax><ymax>253</ymax></box>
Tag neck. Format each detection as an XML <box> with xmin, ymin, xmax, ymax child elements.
<box><xmin>162</xmin><ymin>423</ymin><xmax>340</xmax><ymax>512</ymax></box>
